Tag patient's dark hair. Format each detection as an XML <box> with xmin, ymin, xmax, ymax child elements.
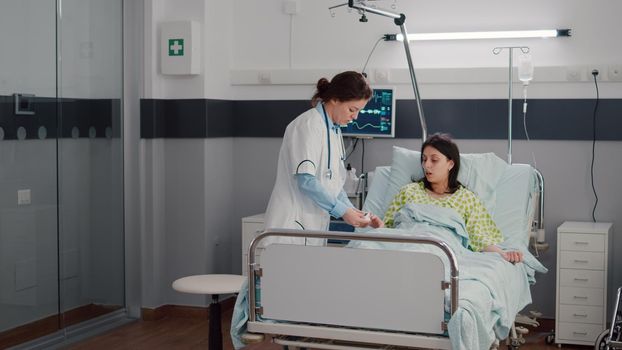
<box><xmin>420</xmin><ymin>133</ymin><xmax>461</xmax><ymax>194</ymax></box>
<box><xmin>311</xmin><ymin>71</ymin><xmax>372</xmax><ymax>106</ymax></box>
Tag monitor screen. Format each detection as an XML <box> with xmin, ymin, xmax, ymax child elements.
<box><xmin>340</xmin><ymin>88</ymin><xmax>395</xmax><ymax>138</ymax></box>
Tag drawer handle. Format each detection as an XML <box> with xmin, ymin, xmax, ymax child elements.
<box><xmin>573</xmin><ymin>241</ymin><xmax>589</xmax><ymax>245</ymax></box>
<box><xmin>573</xmin><ymin>296</ymin><xmax>588</xmax><ymax>299</ymax></box>
<box><xmin>573</xmin><ymin>259</ymin><xmax>589</xmax><ymax>263</ymax></box>
<box><xmin>573</xmin><ymin>313</ymin><xmax>588</xmax><ymax>318</ymax></box>
<box><xmin>573</xmin><ymin>331</ymin><xmax>588</xmax><ymax>336</ymax></box>
<box><xmin>573</xmin><ymin>278</ymin><xmax>589</xmax><ymax>282</ymax></box>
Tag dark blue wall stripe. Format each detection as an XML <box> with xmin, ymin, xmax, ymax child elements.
<box><xmin>140</xmin><ymin>99</ymin><xmax>233</xmax><ymax>138</ymax></box>
<box><xmin>0</xmin><ymin>95</ymin><xmax>120</xmax><ymax>140</ymax></box>
<box><xmin>140</xmin><ymin>98</ymin><xmax>622</xmax><ymax>140</ymax></box>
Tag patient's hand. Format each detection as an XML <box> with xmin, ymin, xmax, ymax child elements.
<box><xmin>500</xmin><ymin>250</ymin><xmax>523</xmax><ymax>263</ymax></box>
<box><xmin>369</xmin><ymin>214</ymin><xmax>384</xmax><ymax>228</ymax></box>
<box><xmin>483</xmin><ymin>244</ymin><xmax>523</xmax><ymax>263</ymax></box>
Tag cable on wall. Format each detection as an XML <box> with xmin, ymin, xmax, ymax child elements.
<box><xmin>361</xmin><ymin>139</ymin><xmax>366</xmax><ymax>175</ymax></box>
<box><xmin>590</xmin><ymin>69</ymin><xmax>600</xmax><ymax>222</ymax></box>
<box><xmin>522</xmin><ymin>85</ymin><xmax>537</xmax><ymax>169</ymax></box>
<box><xmin>345</xmin><ymin>137</ymin><xmax>359</xmax><ymax>161</ymax></box>
<box><xmin>361</xmin><ymin>36</ymin><xmax>384</xmax><ymax>77</ymax></box>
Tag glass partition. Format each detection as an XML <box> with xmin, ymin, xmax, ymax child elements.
<box><xmin>0</xmin><ymin>0</ymin><xmax>124</xmax><ymax>347</ymax></box>
<box><xmin>57</xmin><ymin>0</ymin><xmax>124</xmax><ymax>328</ymax></box>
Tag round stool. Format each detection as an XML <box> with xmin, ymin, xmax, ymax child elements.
<box><xmin>172</xmin><ymin>274</ymin><xmax>245</xmax><ymax>350</ymax></box>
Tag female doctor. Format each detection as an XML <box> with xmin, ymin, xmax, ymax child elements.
<box><xmin>264</xmin><ymin>71</ymin><xmax>383</xmax><ymax>242</ymax></box>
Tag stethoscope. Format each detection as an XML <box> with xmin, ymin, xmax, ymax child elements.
<box><xmin>321</xmin><ymin>103</ymin><xmax>346</xmax><ymax>179</ymax></box>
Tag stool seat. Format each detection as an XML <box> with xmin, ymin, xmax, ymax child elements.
<box><xmin>242</xmin><ymin>332</ymin><xmax>265</xmax><ymax>344</ymax></box>
<box><xmin>172</xmin><ymin>274</ymin><xmax>245</xmax><ymax>350</ymax></box>
<box><xmin>172</xmin><ymin>274</ymin><xmax>245</xmax><ymax>295</ymax></box>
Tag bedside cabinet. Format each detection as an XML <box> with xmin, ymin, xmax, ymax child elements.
<box><xmin>555</xmin><ymin>221</ymin><xmax>613</xmax><ymax>346</ymax></box>
<box><xmin>241</xmin><ymin>213</ymin><xmax>265</xmax><ymax>276</ymax></box>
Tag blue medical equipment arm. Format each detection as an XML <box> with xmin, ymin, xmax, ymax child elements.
<box><xmin>346</xmin><ymin>0</ymin><xmax>428</xmax><ymax>142</ymax></box>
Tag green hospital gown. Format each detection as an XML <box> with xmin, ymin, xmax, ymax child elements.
<box><xmin>383</xmin><ymin>181</ymin><xmax>503</xmax><ymax>252</ymax></box>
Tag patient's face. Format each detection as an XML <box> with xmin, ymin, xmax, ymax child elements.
<box><xmin>421</xmin><ymin>146</ymin><xmax>454</xmax><ymax>185</ymax></box>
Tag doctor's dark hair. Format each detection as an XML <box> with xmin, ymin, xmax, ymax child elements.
<box><xmin>420</xmin><ymin>133</ymin><xmax>462</xmax><ymax>194</ymax></box>
<box><xmin>311</xmin><ymin>71</ymin><xmax>372</xmax><ymax>106</ymax></box>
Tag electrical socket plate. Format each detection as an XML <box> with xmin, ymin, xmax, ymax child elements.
<box><xmin>589</xmin><ymin>65</ymin><xmax>607</xmax><ymax>81</ymax></box>
<box><xmin>608</xmin><ymin>64</ymin><xmax>622</xmax><ymax>81</ymax></box>
<box><xmin>565</xmin><ymin>66</ymin><xmax>584</xmax><ymax>82</ymax></box>
<box><xmin>283</xmin><ymin>0</ymin><xmax>300</xmax><ymax>15</ymax></box>
<box><xmin>374</xmin><ymin>69</ymin><xmax>390</xmax><ymax>83</ymax></box>
<box><xmin>18</xmin><ymin>189</ymin><xmax>31</xmax><ymax>205</ymax></box>
<box><xmin>257</xmin><ymin>71</ymin><xmax>272</xmax><ymax>84</ymax></box>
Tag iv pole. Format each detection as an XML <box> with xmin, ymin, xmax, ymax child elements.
<box><xmin>493</xmin><ymin>46</ymin><xmax>529</xmax><ymax>164</ymax></box>
<box><xmin>331</xmin><ymin>0</ymin><xmax>428</xmax><ymax>142</ymax></box>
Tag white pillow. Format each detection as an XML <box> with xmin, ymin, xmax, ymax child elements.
<box><xmin>381</xmin><ymin>146</ymin><xmax>508</xmax><ymax>216</ymax></box>
<box><xmin>362</xmin><ymin>166</ymin><xmax>392</xmax><ymax>217</ymax></box>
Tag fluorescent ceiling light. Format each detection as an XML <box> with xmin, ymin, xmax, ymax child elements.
<box><xmin>393</xmin><ymin>29</ymin><xmax>571</xmax><ymax>41</ymax></box>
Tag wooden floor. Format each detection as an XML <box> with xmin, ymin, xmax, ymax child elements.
<box><xmin>68</xmin><ymin>307</ymin><xmax>593</xmax><ymax>350</ymax></box>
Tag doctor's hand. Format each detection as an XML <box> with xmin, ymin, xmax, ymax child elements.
<box><xmin>342</xmin><ymin>208</ymin><xmax>372</xmax><ymax>228</ymax></box>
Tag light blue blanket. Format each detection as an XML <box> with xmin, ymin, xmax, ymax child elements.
<box><xmin>231</xmin><ymin>203</ymin><xmax>547</xmax><ymax>349</ymax></box>
<box><xmin>349</xmin><ymin>203</ymin><xmax>547</xmax><ymax>350</ymax></box>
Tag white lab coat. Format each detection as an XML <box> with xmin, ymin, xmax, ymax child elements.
<box><xmin>264</xmin><ymin>105</ymin><xmax>346</xmax><ymax>245</ymax></box>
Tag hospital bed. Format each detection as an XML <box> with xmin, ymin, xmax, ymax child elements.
<box><xmin>243</xmin><ymin>148</ymin><xmax>547</xmax><ymax>350</ymax></box>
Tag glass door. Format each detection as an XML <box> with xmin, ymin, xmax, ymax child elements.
<box><xmin>0</xmin><ymin>1</ymin><xmax>61</xmax><ymax>347</ymax></box>
<box><xmin>0</xmin><ymin>0</ymin><xmax>124</xmax><ymax>347</ymax></box>
<box><xmin>57</xmin><ymin>0</ymin><xmax>124</xmax><ymax>329</ymax></box>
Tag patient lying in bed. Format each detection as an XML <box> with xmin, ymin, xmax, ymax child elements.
<box><xmin>377</xmin><ymin>133</ymin><xmax>523</xmax><ymax>263</ymax></box>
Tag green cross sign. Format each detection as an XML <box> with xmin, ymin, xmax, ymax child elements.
<box><xmin>168</xmin><ymin>39</ymin><xmax>184</xmax><ymax>56</ymax></box>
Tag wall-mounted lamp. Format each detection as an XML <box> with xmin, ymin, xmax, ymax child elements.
<box><xmin>384</xmin><ymin>29</ymin><xmax>571</xmax><ymax>42</ymax></box>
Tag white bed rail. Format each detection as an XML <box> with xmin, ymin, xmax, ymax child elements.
<box><xmin>247</xmin><ymin>229</ymin><xmax>460</xmax><ymax>326</ymax></box>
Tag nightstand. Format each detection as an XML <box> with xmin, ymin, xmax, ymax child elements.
<box><xmin>555</xmin><ymin>221</ymin><xmax>613</xmax><ymax>346</ymax></box>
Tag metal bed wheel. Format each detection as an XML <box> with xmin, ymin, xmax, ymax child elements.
<box><xmin>545</xmin><ymin>332</ymin><xmax>555</xmax><ymax>345</ymax></box>
<box><xmin>507</xmin><ymin>338</ymin><xmax>521</xmax><ymax>350</ymax></box>
<box><xmin>595</xmin><ymin>329</ymin><xmax>610</xmax><ymax>350</ymax></box>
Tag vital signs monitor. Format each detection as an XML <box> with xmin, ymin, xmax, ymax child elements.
<box><xmin>340</xmin><ymin>88</ymin><xmax>395</xmax><ymax>138</ymax></box>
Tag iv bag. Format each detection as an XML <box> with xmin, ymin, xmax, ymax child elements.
<box><xmin>518</xmin><ymin>54</ymin><xmax>534</xmax><ymax>83</ymax></box>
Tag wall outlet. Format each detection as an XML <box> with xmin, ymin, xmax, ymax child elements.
<box><xmin>565</xmin><ymin>66</ymin><xmax>585</xmax><ymax>81</ymax></box>
<box><xmin>17</xmin><ymin>189</ymin><xmax>31</xmax><ymax>206</ymax></box>
<box><xmin>283</xmin><ymin>0</ymin><xmax>300</xmax><ymax>15</ymax></box>
<box><xmin>608</xmin><ymin>64</ymin><xmax>622</xmax><ymax>81</ymax></box>
<box><xmin>257</xmin><ymin>71</ymin><xmax>272</xmax><ymax>84</ymax></box>
<box><xmin>374</xmin><ymin>69</ymin><xmax>390</xmax><ymax>83</ymax></box>
<box><xmin>589</xmin><ymin>65</ymin><xmax>607</xmax><ymax>81</ymax></box>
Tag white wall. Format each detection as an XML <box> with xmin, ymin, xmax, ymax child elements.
<box><xmin>140</xmin><ymin>0</ymin><xmax>622</xmax><ymax>319</ymax></box>
<box><xmin>226</xmin><ymin>0</ymin><xmax>622</xmax><ymax>319</ymax></box>
<box><xmin>230</xmin><ymin>0</ymin><xmax>622</xmax><ymax>100</ymax></box>
<box><xmin>140</xmin><ymin>0</ymin><xmax>234</xmax><ymax>308</ymax></box>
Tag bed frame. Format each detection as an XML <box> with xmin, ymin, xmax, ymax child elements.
<box><xmin>247</xmin><ymin>229</ymin><xmax>459</xmax><ymax>349</ymax></box>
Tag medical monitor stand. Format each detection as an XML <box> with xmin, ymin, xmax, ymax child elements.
<box><xmin>346</xmin><ymin>0</ymin><xmax>427</xmax><ymax>143</ymax></box>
